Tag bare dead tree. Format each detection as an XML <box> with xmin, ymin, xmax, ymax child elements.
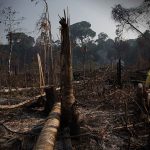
<box><xmin>112</xmin><ymin>2</ymin><xmax>150</xmax><ymax>40</ymax></box>
<box><xmin>59</xmin><ymin>11</ymin><xmax>80</xmax><ymax>135</ymax></box>
<box><xmin>34</xmin><ymin>0</ymin><xmax>54</xmax><ymax>85</ymax></box>
<box><xmin>0</xmin><ymin>7</ymin><xmax>24</xmax><ymax>76</ymax></box>
<box><xmin>43</xmin><ymin>0</ymin><xmax>54</xmax><ymax>85</ymax></box>
<box><xmin>0</xmin><ymin>7</ymin><xmax>24</xmax><ymax>93</ymax></box>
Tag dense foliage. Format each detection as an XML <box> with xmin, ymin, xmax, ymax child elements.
<box><xmin>0</xmin><ymin>23</ymin><xmax>150</xmax><ymax>72</ymax></box>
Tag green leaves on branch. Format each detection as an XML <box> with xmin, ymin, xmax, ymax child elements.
<box><xmin>70</xmin><ymin>21</ymin><xmax>96</xmax><ymax>45</ymax></box>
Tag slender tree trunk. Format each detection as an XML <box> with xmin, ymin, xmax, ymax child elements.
<box><xmin>43</xmin><ymin>42</ymin><xmax>47</xmax><ymax>83</ymax></box>
<box><xmin>8</xmin><ymin>32</ymin><xmax>13</xmax><ymax>94</ymax></box>
<box><xmin>8</xmin><ymin>32</ymin><xmax>13</xmax><ymax>76</ymax></box>
<box><xmin>117</xmin><ymin>58</ymin><xmax>122</xmax><ymax>88</ymax></box>
<box><xmin>83</xmin><ymin>50</ymin><xmax>86</xmax><ymax>79</ymax></box>
<box><xmin>43</xmin><ymin>0</ymin><xmax>54</xmax><ymax>86</ymax></box>
<box><xmin>48</xmin><ymin>21</ymin><xmax>54</xmax><ymax>86</ymax></box>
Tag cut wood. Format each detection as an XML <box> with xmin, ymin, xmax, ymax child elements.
<box><xmin>34</xmin><ymin>102</ymin><xmax>61</xmax><ymax>150</ymax></box>
<box><xmin>0</xmin><ymin>93</ymin><xmax>45</xmax><ymax>110</ymax></box>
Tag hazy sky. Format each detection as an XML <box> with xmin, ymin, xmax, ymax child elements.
<box><xmin>0</xmin><ymin>0</ymin><xmax>145</xmax><ymax>43</ymax></box>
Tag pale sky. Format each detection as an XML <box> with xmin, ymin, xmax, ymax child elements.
<box><xmin>0</xmin><ymin>0</ymin><xmax>145</xmax><ymax>43</ymax></box>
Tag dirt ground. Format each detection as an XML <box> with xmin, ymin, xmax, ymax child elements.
<box><xmin>0</xmin><ymin>69</ymin><xmax>150</xmax><ymax>150</ymax></box>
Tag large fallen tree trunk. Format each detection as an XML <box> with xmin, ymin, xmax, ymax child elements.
<box><xmin>34</xmin><ymin>101</ymin><xmax>61</xmax><ymax>150</ymax></box>
<box><xmin>0</xmin><ymin>93</ymin><xmax>45</xmax><ymax>110</ymax></box>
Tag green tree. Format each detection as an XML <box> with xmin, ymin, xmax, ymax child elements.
<box><xmin>96</xmin><ymin>32</ymin><xmax>108</xmax><ymax>49</ymax></box>
<box><xmin>12</xmin><ymin>32</ymin><xmax>34</xmax><ymax>48</ymax></box>
<box><xmin>10</xmin><ymin>32</ymin><xmax>35</xmax><ymax>67</ymax></box>
<box><xmin>97</xmin><ymin>32</ymin><xmax>108</xmax><ymax>42</ymax></box>
<box><xmin>70</xmin><ymin>21</ymin><xmax>96</xmax><ymax>45</ymax></box>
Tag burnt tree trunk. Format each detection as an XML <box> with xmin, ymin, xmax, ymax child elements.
<box><xmin>8</xmin><ymin>32</ymin><xmax>13</xmax><ymax>95</ymax></box>
<box><xmin>8</xmin><ymin>32</ymin><xmax>13</xmax><ymax>76</ymax></box>
<box><xmin>117</xmin><ymin>58</ymin><xmax>122</xmax><ymax>88</ymax></box>
<box><xmin>59</xmin><ymin>13</ymin><xmax>80</xmax><ymax>135</ymax></box>
<box><xmin>44</xmin><ymin>86</ymin><xmax>56</xmax><ymax>116</ymax></box>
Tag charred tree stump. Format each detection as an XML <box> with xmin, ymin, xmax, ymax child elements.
<box><xmin>44</xmin><ymin>86</ymin><xmax>56</xmax><ymax>116</ymax></box>
<box><xmin>59</xmin><ymin>12</ymin><xmax>80</xmax><ymax>135</ymax></box>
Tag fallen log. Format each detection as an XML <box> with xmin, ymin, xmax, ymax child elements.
<box><xmin>0</xmin><ymin>86</ymin><xmax>48</xmax><ymax>94</ymax></box>
<box><xmin>34</xmin><ymin>102</ymin><xmax>61</xmax><ymax>150</ymax></box>
<box><xmin>0</xmin><ymin>93</ymin><xmax>45</xmax><ymax>110</ymax></box>
<box><xmin>113</xmin><ymin>122</ymin><xmax>145</xmax><ymax>130</ymax></box>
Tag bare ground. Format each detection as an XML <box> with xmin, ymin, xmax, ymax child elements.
<box><xmin>0</xmin><ymin>69</ymin><xmax>150</xmax><ymax>150</ymax></box>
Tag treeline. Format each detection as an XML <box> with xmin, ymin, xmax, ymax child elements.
<box><xmin>0</xmin><ymin>21</ymin><xmax>150</xmax><ymax>74</ymax></box>
<box><xmin>69</xmin><ymin>21</ymin><xmax>150</xmax><ymax>69</ymax></box>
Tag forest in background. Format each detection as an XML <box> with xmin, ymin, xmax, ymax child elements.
<box><xmin>0</xmin><ymin>24</ymin><xmax>150</xmax><ymax>75</ymax></box>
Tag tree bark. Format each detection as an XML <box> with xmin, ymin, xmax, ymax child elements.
<box><xmin>117</xmin><ymin>58</ymin><xmax>122</xmax><ymax>88</ymax></box>
<box><xmin>44</xmin><ymin>86</ymin><xmax>57</xmax><ymax>115</ymax></box>
<box><xmin>34</xmin><ymin>102</ymin><xmax>61</xmax><ymax>150</ymax></box>
<box><xmin>59</xmin><ymin>13</ymin><xmax>80</xmax><ymax>135</ymax></box>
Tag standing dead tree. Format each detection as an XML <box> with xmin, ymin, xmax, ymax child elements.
<box><xmin>59</xmin><ymin>11</ymin><xmax>80</xmax><ymax>135</ymax></box>
<box><xmin>0</xmin><ymin>7</ymin><xmax>24</xmax><ymax>92</ymax></box>
<box><xmin>0</xmin><ymin>7</ymin><xmax>24</xmax><ymax>75</ymax></box>
<box><xmin>35</xmin><ymin>0</ymin><xmax>54</xmax><ymax>86</ymax></box>
<box><xmin>112</xmin><ymin>2</ymin><xmax>150</xmax><ymax>40</ymax></box>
